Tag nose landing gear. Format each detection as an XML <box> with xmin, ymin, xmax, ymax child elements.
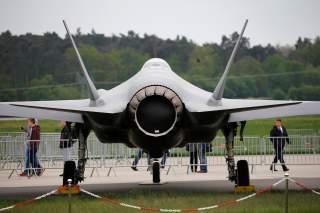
<box><xmin>152</xmin><ymin>159</ymin><xmax>161</xmax><ymax>183</ymax></box>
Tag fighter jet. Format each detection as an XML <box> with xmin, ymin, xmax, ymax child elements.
<box><xmin>1</xmin><ymin>20</ymin><xmax>320</xmax><ymax>184</ymax></box>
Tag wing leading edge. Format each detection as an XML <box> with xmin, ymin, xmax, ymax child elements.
<box><xmin>0</xmin><ymin>103</ymin><xmax>83</xmax><ymax>123</ymax></box>
<box><xmin>228</xmin><ymin>101</ymin><xmax>320</xmax><ymax>122</ymax></box>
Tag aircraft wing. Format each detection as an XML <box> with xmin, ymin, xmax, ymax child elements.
<box><xmin>186</xmin><ymin>20</ymin><xmax>320</xmax><ymax>121</ymax></box>
<box><xmin>0</xmin><ymin>101</ymin><xmax>84</xmax><ymax>123</ymax></box>
<box><xmin>228</xmin><ymin>101</ymin><xmax>320</xmax><ymax>122</ymax></box>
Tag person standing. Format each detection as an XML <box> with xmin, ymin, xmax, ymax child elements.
<box><xmin>59</xmin><ymin>121</ymin><xmax>74</xmax><ymax>176</ymax></box>
<box><xmin>270</xmin><ymin>119</ymin><xmax>290</xmax><ymax>172</ymax></box>
<box><xmin>197</xmin><ymin>143</ymin><xmax>212</xmax><ymax>173</ymax></box>
<box><xmin>60</xmin><ymin>121</ymin><xmax>73</xmax><ymax>161</ymax></box>
<box><xmin>187</xmin><ymin>143</ymin><xmax>198</xmax><ymax>173</ymax></box>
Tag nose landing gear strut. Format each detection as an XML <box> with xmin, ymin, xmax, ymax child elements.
<box><xmin>152</xmin><ymin>159</ymin><xmax>161</xmax><ymax>183</ymax></box>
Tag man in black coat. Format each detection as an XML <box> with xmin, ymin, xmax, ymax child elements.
<box><xmin>269</xmin><ymin>119</ymin><xmax>290</xmax><ymax>172</ymax></box>
<box><xmin>59</xmin><ymin>121</ymin><xmax>73</xmax><ymax>176</ymax></box>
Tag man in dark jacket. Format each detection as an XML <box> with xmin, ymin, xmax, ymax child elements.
<box><xmin>270</xmin><ymin>119</ymin><xmax>290</xmax><ymax>172</ymax></box>
<box><xmin>60</xmin><ymin>121</ymin><xmax>73</xmax><ymax>157</ymax></box>
<box><xmin>59</xmin><ymin>121</ymin><xmax>73</xmax><ymax>176</ymax></box>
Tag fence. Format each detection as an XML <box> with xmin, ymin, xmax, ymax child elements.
<box><xmin>0</xmin><ymin>132</ymin><xmax>320</xmax><ymax>177</ymax></box>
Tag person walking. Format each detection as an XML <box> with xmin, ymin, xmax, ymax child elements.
<box><xmin>270</xmin><ymin>119</ymin><xmax>290</xmax><ymax>172</ymax></box>
<box><xmin>160</xmin><ymin>150</ymin><xmax>170</xmax><ymax>169</ymax></box>
<box><xmin>20</xmin><ymin>118</ymin><xmax>42</xmax><ymax>176</ymax></box>
<box><xmin>131</xmin><ymin>148</ymin><xmax>143</xmax><ymax>171</ymax></box>
<box><xmin>20</xmin><ymin>122</ymin><xmax>32</xmax><ymax>176</ymax></box>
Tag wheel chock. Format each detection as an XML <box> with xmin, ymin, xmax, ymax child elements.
<box><xmin>234</xmin><ymin>185</ymin><xmax>256</xmax><ymax>193</ymax></box>
<box><xmin>58</xmin><ymin>184</ymin><xmax>80</xmax><ymax>194</ymax></box>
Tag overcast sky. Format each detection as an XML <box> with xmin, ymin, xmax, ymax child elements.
<box><xmin>0</xmin><ymin>0</ymin><xmax>319</xmax><ymax>46</ymax></box>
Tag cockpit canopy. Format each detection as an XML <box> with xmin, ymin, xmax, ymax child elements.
<box><xmin>141</xmin><ymin>58</ymin><xmax>171</xmax><ymax>71</ymax></box>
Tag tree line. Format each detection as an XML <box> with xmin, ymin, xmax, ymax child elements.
<box><xmin>0</xmin><ymin>29</ymin><xmax>319</xmax><ymax>101</ymax></box>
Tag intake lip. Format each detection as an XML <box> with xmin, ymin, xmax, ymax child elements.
<box><xmin>129</xmin><ymin>85</ymin><xmax>183</xmax><ymax>137</ymax></box>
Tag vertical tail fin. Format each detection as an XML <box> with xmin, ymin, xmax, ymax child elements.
<box><xmin>63</xmin><ymin>20</ymin><xmax>101</xmax><ymax>103</ymax></box>
<box><xmin>209</xmin><ymin>19</ymin><xmax>248</xmax><ymax>105</ymax></box>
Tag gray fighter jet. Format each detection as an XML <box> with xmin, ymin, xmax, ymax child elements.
<box><xmin>1</xmin><ymin>20</ymin><xmax>319</xmax><ymax>184</ymax></box>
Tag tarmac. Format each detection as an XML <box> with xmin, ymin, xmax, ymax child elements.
<box><xmin>0</xmin><ymin>164</ymin><xmax>319</xmax><ymax>197</ymax></box>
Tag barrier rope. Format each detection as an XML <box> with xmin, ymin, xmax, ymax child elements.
<box><xmin>0</xmin><ymin>177</ymin><xmax>318</xmax><ymax>212</ymax></box>
<box><xmin>287</xmin><ymin>178</ymin><xmax>320</xmax><ymax>196</ymax></box>
<box><xmin>0</xmin><ymin>189</ymin><xmax>57</xmax><ymax>212</ymax></box>
<box><xmin>81</xmin><ymin>178</ymin><xmax>286</xmax><ymax>212</ymax></box>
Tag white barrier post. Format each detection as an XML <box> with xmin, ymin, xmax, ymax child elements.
<box><xmin>284</xmin><ymin>173</ymin><xmax>289</xmax><ymax>213</ymax></box>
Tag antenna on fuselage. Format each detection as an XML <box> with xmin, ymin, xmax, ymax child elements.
<box><xmin>63</xmin><ymin>20</ymin><xmax>102</xmax><ymax>105</ymax></box>
<box><xmin>209</xmin><ymin>19</ymin><xmax>248</xmax><ymax>105</ymax></box>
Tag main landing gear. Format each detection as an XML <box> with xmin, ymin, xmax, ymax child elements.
<box><xmin>236</xmin><ymin>160</ymin><xmax>250</xmax><ymax>186</ymax></box>
<box><xmin>60</xmin><ymin>123</ymin><xmax>90</xmax><ymax>187</ymax></box>
<box><xmin>222</xmin><ymin>122</ymin><xmax>250</xmax><ymax>187</ymax></box>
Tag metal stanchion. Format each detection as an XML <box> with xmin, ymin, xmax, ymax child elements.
<box><xmin>284</xmin><ymin>173</ymin><xmax>289</xmax><ymax>213</ymax></box>
<box><xmin>67</xmin><ymin>178</ymin><xmax>72</xmax><ymax>213</ymax></box>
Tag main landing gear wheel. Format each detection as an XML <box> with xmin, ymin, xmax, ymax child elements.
<box><xmin>152</xmin><ymin>160</ymin><xmax>160</xmax><ymax>183</ymax></box>
<box><xmin>63</xmin><ymin>161</ymin><xmax>78</xmax><ymax>185</ymax></box>
<box><xmin>236</xmin><ymin>160</ymin><xmax>250</xmax><ymax>186</ymax></box>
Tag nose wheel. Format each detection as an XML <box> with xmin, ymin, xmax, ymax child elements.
<box><xmin>152</xmin><ymin>159</ymin><xmax>160</xmax><ymax>183</ymax></box>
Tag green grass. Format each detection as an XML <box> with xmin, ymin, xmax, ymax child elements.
<box><xmin>1</xmin><ymin>115</ymin><xmax>320</xmax><ymax>136</ymax></box>
<box><xmin>243</xmin><ymin>116</ymin><xmax>320</xmax><ymax>136</ymax></box>
<box><xmin>0</xmin><ymin>119</ymin><xmax>61</xmax><ymax>133</ymax></box>
<box><xmin>0</xmin><ymin>191</ymin><xmax>319</xmax><ymax>213</ymax></box>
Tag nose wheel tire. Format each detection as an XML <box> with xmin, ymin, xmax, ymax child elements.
<box><xmin>152</xmin><ymin>160</ymin><xmax>160</xmax><ymax>183</ymax></box>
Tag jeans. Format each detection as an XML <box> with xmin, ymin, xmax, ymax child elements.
<box><xmin>198</xmin><ymin>144</ymin><xmax>207</xmax><ymax>172</ymax></box>
<box><xmin>132</xmin><ymin>149</ymin><xmax>143</xmax><ymax>166</ymax></box>
<box><xmin>25</xmin><ymin>147</ymin><xmax>41</xmax><ymax>173</ymax></box>
<box><xmin>160</xmin><ymin>151</ymin><xmax>169</xmax><ymax>166</ymax></box>
<box><xmin>24</xmin><ymin>144</ymin><xmax>30</xmax><ymax>170</ymax></box>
